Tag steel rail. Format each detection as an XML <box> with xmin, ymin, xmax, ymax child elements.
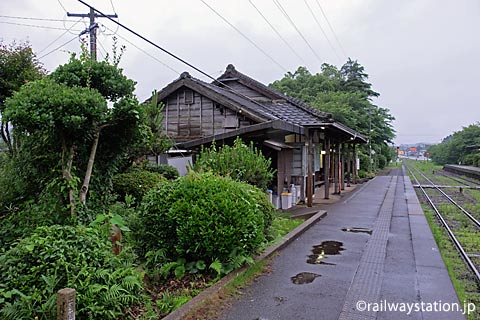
<box><xmin>436</xmin><ymin>170</ymin><xmax>480</xmax><ymax>187</ymax></box>
<box><xmin>404</xmin><ymin>162</ymin><xmax>480</xmax><ymax>283</ymax></box>
<box><xmin>408</xmin><ymin>163</ymin><xmax>480</xmax><ymax>228</ymax></box>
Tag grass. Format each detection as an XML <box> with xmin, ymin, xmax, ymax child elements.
<box><xmin>269</xmin><ymin>212</ymin><xmax>304</xmax><ymax>238</ymax></box>
<box><xmin>423</xmin><ymin>206</ymin><xmax>480</xmax><ymax>320</ymax></box>
<box><xmin>155</xmin><ymin>213</ymin><xmax>304</xmax><ymax>318</ymax></box>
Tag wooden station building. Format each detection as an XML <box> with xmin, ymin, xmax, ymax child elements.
<box><xmin>154</xmin><ymin>64</ymin><xmax>367</xmax><ymax>206</ymax></box>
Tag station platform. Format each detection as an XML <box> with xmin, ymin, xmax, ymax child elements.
<box><xmin>217</xmin><ymin>168</ymin><xmax>465</xmax><ymax>320</ymax></box>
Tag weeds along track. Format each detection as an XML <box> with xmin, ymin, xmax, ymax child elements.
<box><xmin>436</xmin><ymin>169</ymin><xmax>480</xmax><ymax>187</ymax></box>
<box><xmin>404</xmin><ymin>161</ymin><xmax>480</xmax><ymax>284</ymax></box>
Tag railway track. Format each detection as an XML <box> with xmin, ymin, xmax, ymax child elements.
<box><xmin>404</xmin><ymin>161</ymin><xmax>480</xmax><ymax>284</ymax></box>
<box><xmin>436</xmin><ymin>169</ymin><xmax>480</xmax><ymax>187</ymax></box>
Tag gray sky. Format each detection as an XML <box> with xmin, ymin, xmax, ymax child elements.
<box><xmin>1</xmin><ymin>0</ymin><xmax>479</xmax><ymax>145</ymax></box>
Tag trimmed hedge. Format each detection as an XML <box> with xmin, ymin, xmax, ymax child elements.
<box><xmin>133</xmin><ymin>172</ymin><xmax>274</xmax><ymax>264</ymax></box>
<box><xmin>144</xmin><ymin>163</ymin><xmax>179</xmax><ymax>180</ymax></box>
<box><xmin>112</xmin><ymin>169</ymin><xmax>165</xmax><ymax>201</ymax></box>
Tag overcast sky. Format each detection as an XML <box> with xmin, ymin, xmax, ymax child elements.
<box><xmin>1</xmin><ymin>0</ymin><xmax>479</xmax><ymax>145</ymax></box>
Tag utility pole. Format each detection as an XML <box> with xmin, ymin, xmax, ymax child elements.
<box><xmin>67</xmin><ymin>8</ymin><xmax>117</xmax><ymax>61</ymax></box>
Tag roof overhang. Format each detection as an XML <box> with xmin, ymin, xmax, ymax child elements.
<box><xmin>179</xmin><ymin>120</ymin><xmax>304</xmax><ymax>149</ymax></box>
<box><xmin>303</xmin><ymin>122</ymin><xmax>368</xmax><ymax>144</ymax></box>
<box><xmin>263</xmin><ymin>139</ymin><xmax>295</xmax><ymax>151</ymax></box>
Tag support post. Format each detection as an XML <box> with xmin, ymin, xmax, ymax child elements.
<box><xmin>57</xmin><ymin>288</ymin><xmax>76</xmax><ymax>320</ymax></box>
<box><xmin>353</xmin><ymin>144</ymin><xmax>358</xmax><ymax>184</ymax></box>
<box><xmin>333</xmin><ymin>143</ymin><xmax>339</xmax><ymax>194</ymax></box>
<box><xmin>67</xmin><ymin>9</ymin><xmax>118</xmax><ymax>61</ymax></box>
<box><xmin>347</xmin><ymin>143</ymin><xmax>352</xmax><ymax>187</ymax></box>
<box><xmin>340</xmin><ymin>143</ymin><xmax>345</xmax><ymax>191</ymax></box>
<box><xmin>306</xmin><ymin>129</ymin><xmax>313</xmax><ymax>207</ymax></box>
<box><xmin>324</xmin><ymin>138</ymin><xmax>330</xmax><ymax>199</ymax></box>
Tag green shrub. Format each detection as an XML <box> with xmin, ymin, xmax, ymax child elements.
<box><xmin>112</xmin><ymin>169</ymin><xmax>165</xmax><ymax>201</ymax></box>
<box><xmin>193</xmin><ymin>137</ymin><xmax>275</xmax><ymax>191</ymax></box>
<box><xmin>0</xmin><ymin>225</ymin><xmax>144</xmax><ymax>320</ymax></box>
<box><xmin>133</xmin><ymin>172</ymin><xmax>270</xmax><ymax>267</ymax></box>
<box><xmin>144</xmin><ymin>163</ymin><xmax>179</xmax><ymax>180</ymax></box>
<box><xmin>377</xmin><ymin>154</ymin><xmax>387</xmax><ymax>169</ymax></box>
<box><xmin>358</xmin><ymin>169</ymin><xmax>367</xmax><ymax>179</ymax></box>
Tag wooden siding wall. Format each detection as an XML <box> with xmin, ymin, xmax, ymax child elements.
<box><xmin>162</xmin><ymin>88</ymin><xmax>255</xmax><ymax>139</ymax></box>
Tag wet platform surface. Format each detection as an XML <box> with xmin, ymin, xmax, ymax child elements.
<box><xmin>217</xmin><ymin>168</ymin><xmax>465</xmax><ymax>320</ymax></box>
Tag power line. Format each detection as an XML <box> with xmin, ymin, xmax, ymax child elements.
<box><xmin>57</xmin><ymin>0</ymin><xmax>69</xmax><ymax>13</ymax></box>
<box><xmin>37</xmin><ymin>18</ymin><xmax>83</xmax><ymax>55</ymax></box>
<box><xmin>199</xmin><ymin>0</ymin><xmax>288</xmax><ymax>72</ymax></box>
<box><xmin>76</xmin><ymin>0</ymin><xmax>291</xmax><ymax>122</ymax></box>
<box><xmin>248</xmin><ymin>0</ymin><xmax>306</xmax><ymax>65</ymax></box>
<box><xmin>272</xmin><ymin>0</ymin><xmax>323</xmax><ymax>65</ymax></box>
<box><xmin>314</xmin><ymin>0</ymin><xmax>347</xmax><ymax>59</ymax></box>
<box><xmin>303</xmin><ymin>0</ymin><xmax>341</xmax><ymax>63</ymax></box>
<box><xmin>102</xmin><ymin>25</ymin><xmax>180</xmax><ymax>75</ymax></box>
<box><xmin>0</xmin><ymin>15</ymin><xmax>66</xmax><ymax>22</ymax></box>
<box><xmin>0</xmin><ymin>20</ymin><xmax>82</xmax><ymax>32</ymax></box>
<box><xmin>109</xmin><ymin>0</ymin><xmax>117</xmax><ymax>14</ymax></box>
<box><xmin>38</xmin><ymin>35</ymin><xmax>78</xmax><ymax>59</ymax></box>
<box><xmin>96</xmin><ymin>37</ymin><xmax>108</xmax><ymax>60</ymax></box>
<box><xmin>75</xmin><ymin>0</ymin><xmax>215</xmax><ymax>82</ymax></box>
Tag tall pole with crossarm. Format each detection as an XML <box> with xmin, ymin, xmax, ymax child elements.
<box><xmin>67</xmin><ymin>8</ymin><xmax>117</xmax><ymax>61</ymax></box>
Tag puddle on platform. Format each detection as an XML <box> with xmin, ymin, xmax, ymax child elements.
<box><xmin>291</xmin><ymin>272</ymin><xmax>321</xmax><ymax>284</ymax></box>
<box><xmin>306</xmin><ymin>254</ymin><xmax>336</xmax><ymax>265</ymax></box>
<box><xmin>306</xmin><ymin>240</ymin><xmax>344</xmax><ymax>265</ymax></box>
<box><xmin>342</xmin><ymin>227</ymin><xmax>373</xmax><ymax>235</ymax></box>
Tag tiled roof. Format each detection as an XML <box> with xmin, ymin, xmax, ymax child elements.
<box><xmin>155</xmin><ymin>66</ymin><xmax>366</xmax><ymax>143</ymax></box>
<box><xmin>261</xmin><ymin>101</ymin><xmax>326</xmax><ymax>126</ymax></box>
<box><xmin>217</xmin><ymin>64</ymin><xmax>333</xmax><ymax>120</ymax></box>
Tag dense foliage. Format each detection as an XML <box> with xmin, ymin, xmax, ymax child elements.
<box><xmin>132</xmin><ymin>172</ymin><xmax>274</xmax><ymax>268</ymax></box>
<box><xmin>270</xmin><ymin>60</ymin><xmax>396</xmax><ymax>171</ymax></box>
<box><xmin>0</xmin><ymin>41</ymin><xmax>45</xmax><ymax>156</ymax></box>
<box><xmin>144</xmin><ymin>163</ymin><xmax>179</xmax><ymax>180</ymax></box>
<box><xmin>113</xmin><ymin>169</ymin><xmax>166</xmax><ymax>201</ymax></box>
<box><xmin>0</xmin><ymin>225</ymin><xmax>143</xmax><ymax>320</ymax></box>
<box><xmin>193</xmin><ymin>137</ymin><xmax>275</xmax><ymax>190</ymax></box>
<box><xmin>1</xmin><ymin>48</ymin><xmax>163</xmax><ymax>219</ymax></box>
<box><xmin>429</xmin><ymin>123</ymin><xmax>480</xmax><ymax>166</ymax></box>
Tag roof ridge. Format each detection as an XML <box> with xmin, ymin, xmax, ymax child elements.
<box><xmin>217</xmin><ymin>65</ymin><xmax>333</xmax><ymax>119</ymax></box>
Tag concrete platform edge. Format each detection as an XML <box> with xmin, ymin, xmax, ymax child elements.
<box><xmin>404</xmin><ymin>174</ymin><xmax>465</xmax><ymax>320</ymax></box>
<box><xmin>162</xmin><ymin>210</ymin><xmax>328</xmax><ymax>320</ymax></box>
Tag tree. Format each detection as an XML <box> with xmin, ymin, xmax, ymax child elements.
<box><xmin>141</xmin><ymin>90</ymin><xmax>173</xmax><ymax>163</ymax></box>
<box><xmin>429</xmin><ymin>123</ymin><xmax>480</xmax><ymax>166</ymax></box>
<box><xmin>4</xmin><ymin>52</ymin><xmax>144</xmax><ymax>219</ymax></box>
<box><xmin>0</xmin><ymin>41</ymin><xmax>45</xmax><ymax>156</ymax></box>
<box><xmin>270</xmin><ymin>60</ymin><xmax>395</xmax><ymax>171</ymax></box>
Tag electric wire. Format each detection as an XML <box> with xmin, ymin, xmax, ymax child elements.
<box><xmin>109</xmin><ymin>0</ymin><xmax>117</xmax><ymax>14</ymax></box>
<box><xmin>102</xmin><ymin>25</ymin><xmax>180</xmax><ymax>75</ymax></box>
<box><xmin>0</xmin><ymin>15</ymin><xmax>66</xmax><ymax>22</ymax></box>
<box><xmin>96</xmin><ymin>36</ymin><xmax>108</xmax><ymax>60</ymax></box>
<box><xmin>314</xmin><ymin>0</ymin><xmax>347</xmax><ymax>59</ymax></box>
<box><xmin>248</xmin><ymin>0</ymin><xmax>306</xmax><ymax>65</ymax></box>
<box><xmin>272</xmin><ymin>0</ymin><xmax>323</xmax><ymax>64</ymax></box>
<box><xmin>77</xmin><ymin>0</ymin><xmax>221</xmax><ymax>83</ymax></box>
<box><xmin>303</xmin><ymin>0</ymin><xmax>341</xmax><ymax>63</ymax></box>
<box><xmin>75</xmin><ymin>0</ymin><xmax>291</xmax><ymax>122</ymax></box>
<box><xmin>57</xmin><ymin>0</ymin><xmax>68</xmax><ymax>13</ymax></box>
<box><xmin>0</xmin><ymin>20</ymin><xmax>82</xmax><ymax>32</ymax></box>
<box><xmin>199</xmin><ymin>0</ymin><xmax>288</xmax><ymax>72</ymax></box>
<box><xmin>38</xmin><ymin>35</ymin><xmax>78</xmax><ymax>59</ymax></box>
<box><xmin>37</xmin><ymin>18</ymin><xmax>83</xmax><ymax>55</ymax></box>
<box><xmin>104</xmin><ymin>0</ymin><xmax>120</xmax><ymax>35</ymax></box>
